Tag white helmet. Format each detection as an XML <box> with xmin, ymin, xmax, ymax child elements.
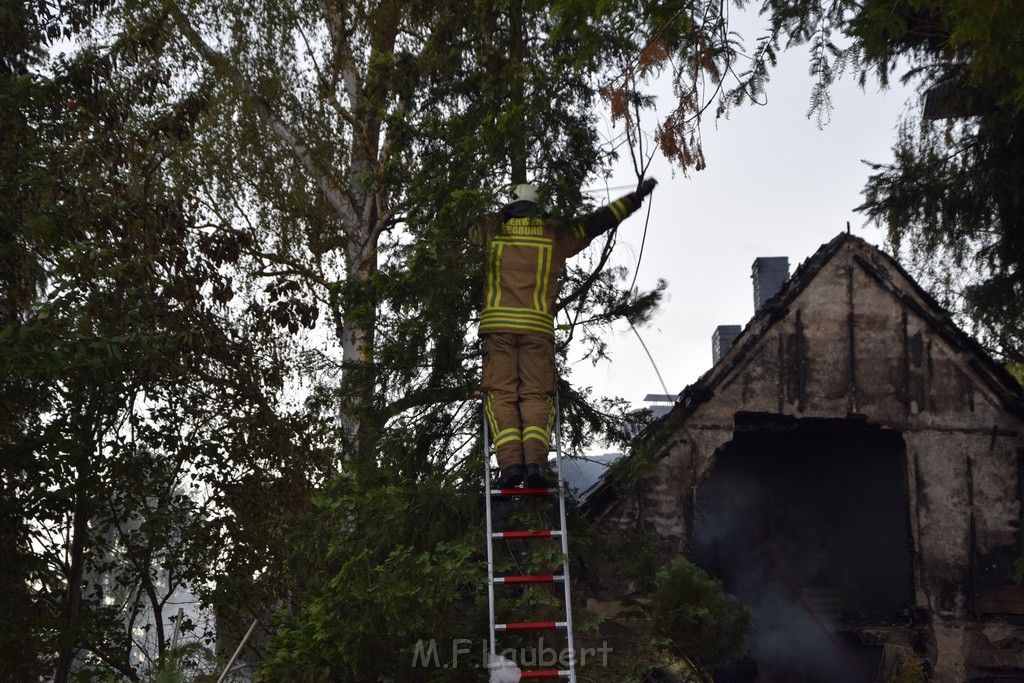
<box><xmin>511</xmin><ymin>183</ymin><xmax>539</xmax><ymax>203</ymax></box>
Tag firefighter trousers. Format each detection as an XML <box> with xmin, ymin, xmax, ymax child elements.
<box><xmin>482</xmin><ymin>332</ymin><xmax>556</xmax><ymax>470</ymax></box>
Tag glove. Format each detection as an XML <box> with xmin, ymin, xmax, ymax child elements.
<box><xmin>637</xmin><ymin>177</ymin><xmax>658</xmax><ymax>199</ymax></box>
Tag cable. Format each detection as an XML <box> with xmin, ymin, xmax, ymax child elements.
<box><xmin>581</xmin><ymin>184</ymin><xmax>635</xmax><ymax>195</ymax></box>
<box><xmin>618</xmin><ymin>194</ymin><xmax>870</xmax><ymax>677</ymax></box>
<box><xmin>622</xmin><ymin>182</ymin><xmax>664</xmax><ymax>390</ymax></box>
<box><xmin>627</xmin><ymin>188</ymin><xmax>654</xmax><ymax>295</ymax></box>
<box><xmin>628</xmin><ymin>322</ymin><xmax>671</xmax><ymax>399</ymax></box>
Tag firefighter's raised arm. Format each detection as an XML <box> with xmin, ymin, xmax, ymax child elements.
<box><xmin>564</xmin><ymin>177</ymin><xmax>657</xmax><ymax>255</ymax></box>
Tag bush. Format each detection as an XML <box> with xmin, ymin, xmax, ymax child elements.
<box><xmin>649</xmin><ymin>557</ymin><xmax>750</xmax><ymax>667</ymax></box>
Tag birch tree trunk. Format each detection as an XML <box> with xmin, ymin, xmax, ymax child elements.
<box><xmin>165</xmin><ymin>0</ymin><xmax>394</xmax><ymax>460</ymax></box>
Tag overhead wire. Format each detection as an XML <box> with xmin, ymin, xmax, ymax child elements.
<box><xmin>627</xmin><ymin>186</ymin><xmax>654</xmax><ymax>296</ymax></box>
<box><xmin>601</xmin><ymin>64</ymin><xmax>871</xmax><ymax>677</ymax></box>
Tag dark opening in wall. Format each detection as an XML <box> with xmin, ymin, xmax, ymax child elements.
<box><xmin>691</xmin><ymin>414</ymin><xmax>913</xmax><ymax>683</ymax></box>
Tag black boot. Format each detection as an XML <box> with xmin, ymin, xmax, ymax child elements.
<box><xmin>495</xmin><ymin>464</ymin><xmax>525</xmax><ymax>489</ymax></box>
<box><xmin>525</xmin><ymin>463</ymin><xmax>554</xmax><ymax>489</ymax></box>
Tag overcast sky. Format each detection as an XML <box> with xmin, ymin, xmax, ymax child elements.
<box><xmin>566</xmin><ymin>27</ymin><xmax>917</xmax><ymax>413</ymax></box>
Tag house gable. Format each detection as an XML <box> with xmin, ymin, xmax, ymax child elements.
<box><xmin>584</xmin><ymin>233</ymin><xmax>1024</xmax><ymax>681</ymax></box>
<box><xmin>679</xmin><ymin>232</ymin><xmax>1023</xmax><ymax>428</ymax></box>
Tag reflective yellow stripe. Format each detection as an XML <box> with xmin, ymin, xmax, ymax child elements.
<box><xmin>524</xmin><ymin>396</ymin><xmax>555</xmax><ymax>446</ymax></box>
<box><xmin>482</xmin><ymin>307</ymin><xmax>553</xmax><ymax>323</ymax></box>
<box><xmin>494</xmin><ymin>428</ymin><xmax>523</xmax><ymax>447</ymax></box>
<box><xmin>523</xmin><ymin>426</ymin><xmax>550</xmax><ymax>444</ymax></box>
<box><xmin>480</xmin><ymin>308</ymin><xmax>555</xmax><ymax>335</ymax></box>
<box><xmin>572</xmin><ymin>224</ymin><xmax>586</xmax><ymax>239</ymax></box>
<box><xmin>494</xmin><ymin>236</ymin><xmax>554</xmax><ymax>248</ymax></box>
<box><xmin>485</xmin><ymin>393</ymin><xmax>522</xmax><ymax>445</ymax></box>
<box><xmin>609</xmin><ymin>199</ymin><xmax>628</xmax><ymax>222</ymax></box>
<box><xmin>545</xmin><ymin>396</ymin><xmax>555</xmax><ymax>438</ymax></box>
<box><xmin>484</xmin><ymin>392</ymin><xmax>499</xmax><ymax>436</ymax></box>
<box><xmin>480</xmin><ymin>316</ymin><xmax>552</xmax><ymax>327</ymax></box>
<box><xmin>480</xmin><ymin>319</ymin><xmax>553</xmax><ymax>335</ymax></box>
<box><xmin>534</xmin><ymin>246</ymin><xmax>551</xmax><ymax>313</ymax></box>
<box><xmin>487</xmin><ymin>243</ymin><xmax>503</xmax><ymax>308</ymax></box>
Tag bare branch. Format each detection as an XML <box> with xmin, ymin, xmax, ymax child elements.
<box><xmin>164</xmin><ymin>0</ymin><xmax>360</xmax><ymax>228</ymax></box>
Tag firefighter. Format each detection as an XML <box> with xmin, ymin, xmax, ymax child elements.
<box><xmin>473</xmin><ymin>178</ymin><xmax>658</xmax><ymax>489</ymax></box>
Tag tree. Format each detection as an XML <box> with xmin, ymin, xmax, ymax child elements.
<box><xmin>850</xmin><ymin>0</ymin><xmax>1024</xmax><ymax>363</ymax></box>
<box><xmin>5</xmin><ymin>0</ymin><xmax>667</xmax><ymax>679</ymax></box>
<box><xmin>648</xmin><ymin>557</ymin><xmax>750</xmax><ymax>667</ymax></box>
<box><xmin>556</xmin><ymin>0</ymin><xmax>1024</xmax><ymax>364</ymax></box>
<box><xmin>1</xmin><ymin>5</ymin><xmax>325</xmax><ymax>678</ymax></box>
<box><xmin>148</xmin><ymin>0</ymin><xmax>659</xmax><ymax>468</ymax></box>
<box><xmin>0</xmin><ymin>2</ymin><xmax>117</xmax><ymax>677</ymax></box>
<box><xmin>144</xmin><ymin>0</ymin><xmax>661</xmax><ymax>676</ymax></box>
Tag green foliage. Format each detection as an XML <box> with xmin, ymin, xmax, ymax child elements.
<box><xmin>893</xmin><ymin>652</ymin><xmax>929</xmax><ymax>683</ymax></box>
<box><xmin>1</xmin><ymin>2</ymin><xmax>321</xmax><ymax>677</ymax></box>
<box><xmin>860</xmin><ymin>109</ymin><xmax>1024</xmax><ymax>361</ymax></box>
<box><xmin>833</xmin><ymin>0</ymin><xmax>1024</xmax><ymax>359</ymax></box>
<box><xmin>259</xmin><ymin>474</ymin><xmax>485</xmax><ymax>682</ymax></box>
<box><xmin>648</xmin><ymin>557</ymin><xmax>750</xmax><ymax>666</ymax></box>
<box><xmin>0</xmin><ymin>32</ymin><xmax>56</xmax><ymax>680</ymax></box>
<box><xmin>576</xmin><ymin>527</ymin><xmax>747</xmax><ymax>679</ymax></box>
<box><xmin>150</xmin><ymin>660</ymin><xmax>185</xmax><ymax>683</ymax></box>
<box><xmin>147</xmin><ymin>642</ymin><xmax>215</xmax><ymax>683</ymax></box>
<box><xmin>1006</xmin><ymin>362</ymin><xmax>1024</xmax><ymax>387</ymax></box>
<box><xmin>3</xmin><ymin>0</ymin><xmax>672</xmax><ymax>679</ymax></box>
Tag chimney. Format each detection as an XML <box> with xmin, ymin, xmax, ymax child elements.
<box><xmin>713</xmin><ymin>325</ymin><xmax>742</xmax><ymax>364</ymax></box>
<box><xmin>752</xmin><ymin>256</ymin><xmax>790</xmax><ymax>310</ymax></box>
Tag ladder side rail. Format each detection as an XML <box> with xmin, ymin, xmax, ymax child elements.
<box><xmin>482</xmin><ymin>407</ymin><xmax>497</xmax><ymax>660</ymax></box>
<box><xmin>552</xmin><ymin>396</ymin><xmax>577</xmax><ymax>683</ymax></box>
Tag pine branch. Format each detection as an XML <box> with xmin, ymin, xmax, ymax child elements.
<box><xmin>383</xmin><ymin>383</ymin><xmax>479</xmax><ymax>420</ymax></box>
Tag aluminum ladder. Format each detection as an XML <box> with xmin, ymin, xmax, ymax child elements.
<box><xmin>483</xmin><ymin>401</ymin><xmax>577</xmax><ymax>682</ymax></box>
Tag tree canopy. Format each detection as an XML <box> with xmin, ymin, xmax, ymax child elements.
<box><xmin>3</xmin><ymin>0</ymin><xmax>663</xmax><ymax>679</ymax></box>
<box><xmin>6</xmin><ymin>0</ymin><xmax>1021</xmax><ymax>679</ymax></box>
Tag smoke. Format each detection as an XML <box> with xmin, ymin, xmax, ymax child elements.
<box><xmin>692</xmin><ymin>458</ymin><xmax>883</xmax><ymax>682</ymax></box>
<box><xmin>743</xmin><ymin>583</ymin><xmax>870</xmax><ymax>683</ymax></box>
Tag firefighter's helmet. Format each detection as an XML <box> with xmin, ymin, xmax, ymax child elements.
<box><xmin>511</xmin><ymin>183</ymin><xmax>539</xmax><ymax>204</ymax></box>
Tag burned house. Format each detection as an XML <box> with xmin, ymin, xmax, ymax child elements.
<box><xmin>583</xmin><ymin>233</ymin><xmax>1024</xmax><ymax>682</ymax></box>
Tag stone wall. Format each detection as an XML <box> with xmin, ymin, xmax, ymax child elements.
<box><xmin>586</xmin><ymin>236</ymin><xmax>1024</xmax><ymax>681</ymax></box>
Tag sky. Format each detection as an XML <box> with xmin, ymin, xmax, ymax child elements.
<box><xmin>565</xmin><ymin>32</ymin><xmax>918</xmax><ymax>412</ymax></box>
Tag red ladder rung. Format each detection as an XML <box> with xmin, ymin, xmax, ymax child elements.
<box><xmin>492</xmin><ymin>529</ymin><xmax>560</xmax><ymax>540</ymax></box>
<box><xmin>495</xmin><ymin>621</ymin><xmax>567</xmax><ymax>632</ymax></box>
<box><xmin>494</xmin><ymin>574</ymin><xmax>563</xmax><ymax>585</ymax></box>
<box><xmin>519</xmin><ymin>670</ymin><xmax>570</xmax><ymax>679</ymax></box>
<box><xmin>491</xmin><ymin>487</ymin><xmax>557</xmax><ymax>497</ymax></box>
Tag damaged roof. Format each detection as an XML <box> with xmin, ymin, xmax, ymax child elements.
<box><xmin>581</xmin><ymin>232</ymin><xmax>1024</xmax><ymax>515</ymax></box>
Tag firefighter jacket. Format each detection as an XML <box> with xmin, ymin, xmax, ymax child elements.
<box><xmin>470</xmin><ymin>193</ymin><xmax>642</xmax><ymax>338</ymax></box>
